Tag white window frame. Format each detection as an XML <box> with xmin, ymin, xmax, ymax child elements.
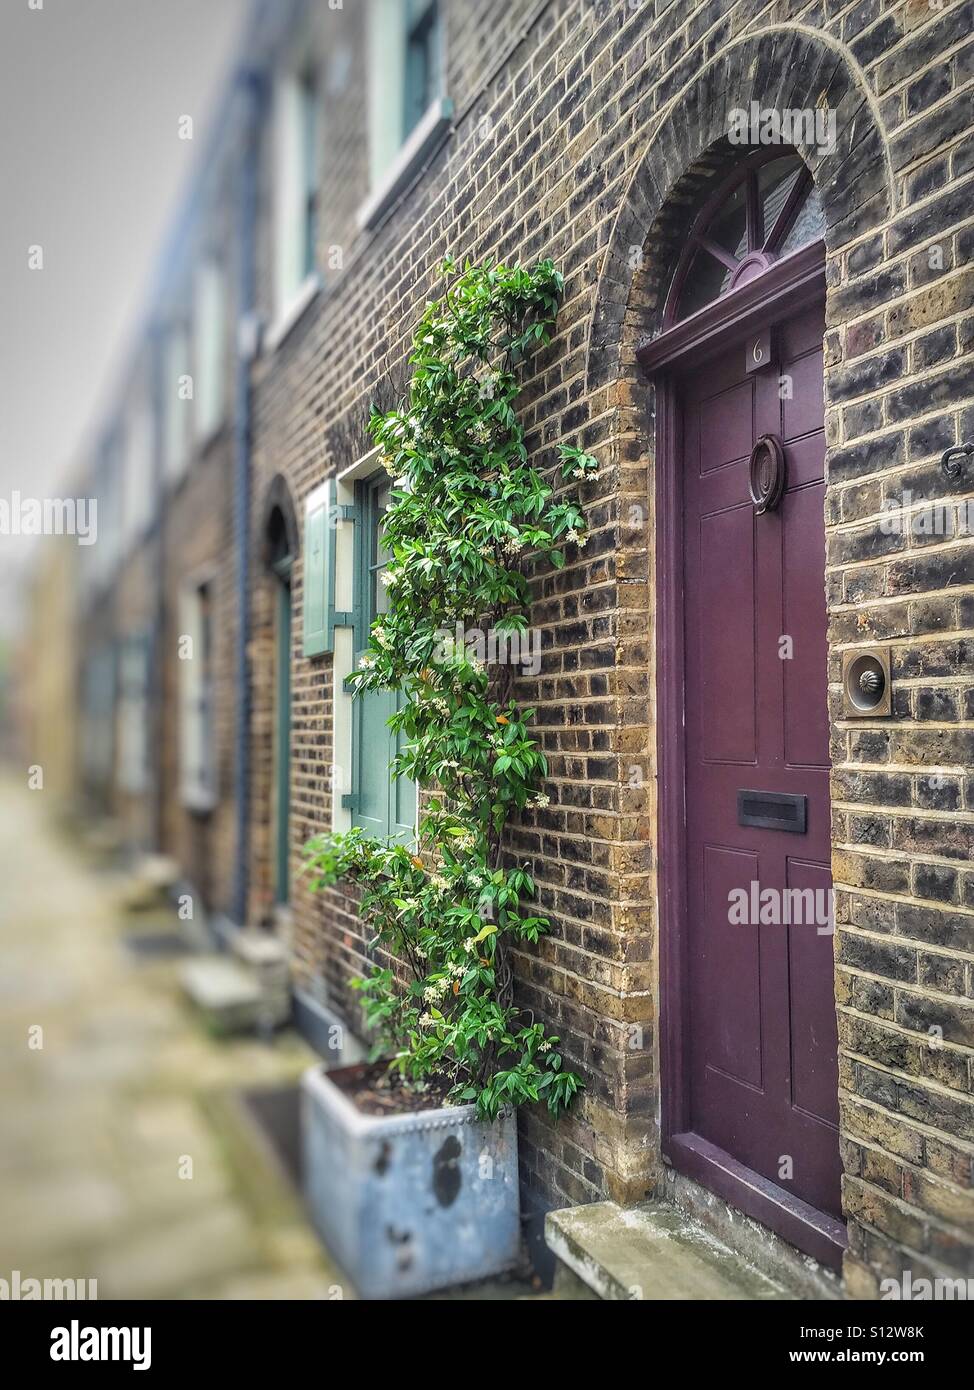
<box><xmin>117</xmin><ymin>633</ymin><xmax>150</xmax><ymax>796</ymax></box>
<box><xmin>358</xmin><ymin>0</ymin><xmax>452</xmax><ymax>231</ymax></box>
<box><xmin>163</xmin><ymin>322</ymin><xmax>192</xmax><ymax>484</ymax></box>
<box><xmin>268</xmin><ymin>63</ymin><xmax>321</xmax><ymax>350</ymax></box>
<box><xmin>329</xmin><ymin>447</ymin><xmax>418</xmax><ymax>837</ymax></box>
<box><xmin>194</xmin><ymin>258</ymin><xmax>227</xmax><ymax>443</ymax></box>
<box><xmin>178</xmin><ymin>571</ymin><xmax>218</xmax><ymax>812</ymax></box>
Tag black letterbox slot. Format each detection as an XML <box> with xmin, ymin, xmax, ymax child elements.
<box><xmin>737</xmin><ymin>790</ymin><xmax>807</xmax><ymax>834</ymax></box>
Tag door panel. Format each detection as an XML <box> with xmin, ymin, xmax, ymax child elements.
<box><xmin>702</xmin><ymin>844</ymin><xmax>762</xmax><ymax>1085</ymax></box>
<box><xmin>699</xmin><ymin>504</ymin><xmax>756</xmax><ymax>764</ymax></box>
<box><xmin>680</xmin><ymin>301</ymin><xmax>840</xmax><ymax>1221</ymax></box>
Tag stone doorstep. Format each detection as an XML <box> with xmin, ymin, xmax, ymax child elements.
<box><xmin>182</xmin><ymin>957</ymin><xmax>261</xmax><ymax>1009</ymax></box>
<box><xmin>231</xmin><ymin>930</ymin><xmax>289</xmax><ymax>970</ymax></box>
<box><xmin>180</xmin><ymin>955</ymin><xmax>290</xmax><ymax>1034</ymax></box>
<box><xmin>118</xmin><ymin>854</ymin><xmax>183</xmax><ymax>912</ymax></box>
<box><xmin>545</xmin><ymin>1201</ymin><xmax>794</xmax><ymax>1301</ymax></box>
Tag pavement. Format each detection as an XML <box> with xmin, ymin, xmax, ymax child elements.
<box><xmin>0</xmin><ymin>777</ymin><xmax>349</xmax><ymax>1299</ymax></box>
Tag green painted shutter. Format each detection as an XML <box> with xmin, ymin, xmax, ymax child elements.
<box><xmin>303</xmin><ymin>479</ymin><xmax>334</xmax><ymax>656</ymax></box>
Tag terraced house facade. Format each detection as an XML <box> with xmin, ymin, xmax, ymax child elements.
<box><xmin>41</xmin><ymin>0</ymin><xmax>974</xmax><ymax>1297</ymax></box>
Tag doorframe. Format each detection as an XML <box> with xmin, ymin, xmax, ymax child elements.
<box><xmin>272</xmin><ymin>552</ymin><xmax>292</xmax><ymax>905</ymax></box>
<box><xmin>637</xmin><ymin>239</ymin><xmax>847</xmax><ymax>1270</ymax></box>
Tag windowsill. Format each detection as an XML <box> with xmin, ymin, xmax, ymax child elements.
<box><xmin>264</xmin><ymin>271</ymin><xmax>322</xmax><ymax>354</ymax></box>
<box><xmin>181</xmin><ymin>786</ymin><xmax>218</xmax><ymax>816</ymax></box>
<box><xmin>356</xmin><ymin>96</ymin><xmax>454</xmax><ymax>232</ymax></box>
<box><xmin>194</xmin><ymin>417</ymin><xmax>227</xmax><ymax>455</ymax></box>
<box><xmin>163</xmin><ymin>445</ymin><xmax>192</xmax><ymax>489</ymax></box>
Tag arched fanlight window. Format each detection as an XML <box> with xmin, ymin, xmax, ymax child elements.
<box><xmin>664</xmin><ymin>150</ymin><xmax>825</xmax><ymax>327</ymax></box>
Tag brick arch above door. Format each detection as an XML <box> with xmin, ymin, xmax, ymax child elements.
<box><xmin>259</xmin><ymin>472</ymin><xmax>300</xmax><ymax>569</ymax></box>
<box><xmin>585</xmin><ymin>23</ymin><xmax>895</xmax><ymax>394</ymax></box>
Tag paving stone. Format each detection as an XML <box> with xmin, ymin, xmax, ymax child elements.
<box><xmin>91</xmin><ymin>1206</ymin><xmax>260</xmax><ymax>1299</ymax></box>
<box><xmin>0</xmin><ymin>781</ymin><xmax>548</xmax><ymax>1302</ymax></box>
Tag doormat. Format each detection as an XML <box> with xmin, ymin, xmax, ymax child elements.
<box><xmin>239</xmin><ymin>1083</ymin><xmax>302</xmax><ymax>1190</ymax></box>
<box><xmin>122</xmin><ymin>930</ymin><xmax>190</xmax><ymax>960</ymax></box>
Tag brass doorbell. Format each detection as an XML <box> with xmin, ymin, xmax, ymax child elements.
<box><xmin>842</xmin><ymin>647</ymin><xmax>892</xmax><ymax>718</ymax></box>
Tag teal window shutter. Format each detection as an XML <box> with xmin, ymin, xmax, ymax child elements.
<box><xmin>303</xmin><ymin>478</ymin><xmax>334</xmax><ymax>656</ymax></box>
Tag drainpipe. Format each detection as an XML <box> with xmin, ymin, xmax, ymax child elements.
<box><xmin>231</xmin><ymin>67</ymin><xmax>264</xmax><ymax>927</ymax></box>
<box><xmin>147</xmin><ymin>323</ymin><xmax>166</xmax><ymax>855</ymax></box>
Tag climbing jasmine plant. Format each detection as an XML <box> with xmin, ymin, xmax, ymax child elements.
<box><xmin>304</xmin><ymin>256</ymin><xmax>597</xmax><ymax>1121</ymax></box>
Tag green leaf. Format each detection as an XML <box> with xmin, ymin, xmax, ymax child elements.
<box><xmin>300</xmin><ymin>255</ymin><xmax>587</xmax><ymax>1123</ymax></box>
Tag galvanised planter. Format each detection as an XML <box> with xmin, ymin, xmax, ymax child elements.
<box><xmin>301</xmin><ymin>1063</ymin><xmax>520</xmax><ymax>1299</ymax></box>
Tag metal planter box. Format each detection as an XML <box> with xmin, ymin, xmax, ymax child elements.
<box><xmin>301</xmin><ymin>1064</ymin><xmax>520</xmax><ymax>1299</ymax></box>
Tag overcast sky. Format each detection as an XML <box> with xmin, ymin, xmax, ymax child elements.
<box><xmin>0</xmin><ymin>0</ymin><xmax>249</xmax><ymax>633</ymax></box>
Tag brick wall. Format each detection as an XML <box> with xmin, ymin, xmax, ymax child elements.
<box><xmin>238</xmin><ymin>0</ymin><xmax>972</xmax><ymax>1284</ymax></box>
<box><xmin>242</xmin><ymin>0</ymin><xmax>974</xmax><ymax>1291</ymax></box>
<box><xmin>160</xmin><ymin>440</ymin><xmax>238</xmax><ymax>915</ymax></box>
<box><xmin>44</xmin><ymin>0</ymin><xmax>971</xmax><ymax>1294</ymax></box>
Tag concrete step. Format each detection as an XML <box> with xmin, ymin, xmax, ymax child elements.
<box><xmin>181</xmin><ymin>957</ymin><xmax>262</xmax><ymax>1035</ymax></box>
<box><xmin>119</xmin><ymin>854</ymin><xmax>181</xmax><ymax>912</ymax></box>
<box><xmin>545</xmin><ymin>1201</ymin><xmax>793</xmax><ymax>1301</ymax></box>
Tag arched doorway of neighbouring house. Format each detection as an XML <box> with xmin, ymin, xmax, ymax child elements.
<box><xmin>263</xmin><ymin>485</ymin><xmax>298</xmax><ymax>910</ymax></box>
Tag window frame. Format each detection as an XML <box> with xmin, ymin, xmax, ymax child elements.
<box><xmin>162</xmin><ymin>320</ymin><xmax>192</xmax><ymax>485</ymax></box>
<box><xmin>345</xmin><ymin>471</ymin><xmax>415</xmax><ymax>843</ymax></box>
<box><xmin>268</xmin><ymin>61</ymin><xmax>322</xmax><ymax>350</ymax></box>
<box><xmin>357</xmin><ymin>0</ymin><xmax>452</xmax><ymax>232</ymax></box>
<box><xmin>664</xmin><ymin>148</ymin><xmax>822</xmax><ymax>329</ymax></box>
<box><xmin>117</xmin><ymin>632</ymin><xmax>151</xmax><ymax>796</ymax></box>
<box><xmin>193</xmin><ymin>256</ymin><xmax>227</xmax><ymax>443</ymax></box>
<box><xmin>326</xmin><ymin>449</ymin><xmax>418</xmax><ymax>840</ymax></box>
<box><xmin>178</xmin><ymin>573</ymin><xmax>218</xmax><ymax>813</ymax></box>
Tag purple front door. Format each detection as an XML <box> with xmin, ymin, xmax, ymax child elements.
<box><xmin>679</xmin><ymin>301</ymin><xmax>841</xmax><ymax>1221</ymax></box>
